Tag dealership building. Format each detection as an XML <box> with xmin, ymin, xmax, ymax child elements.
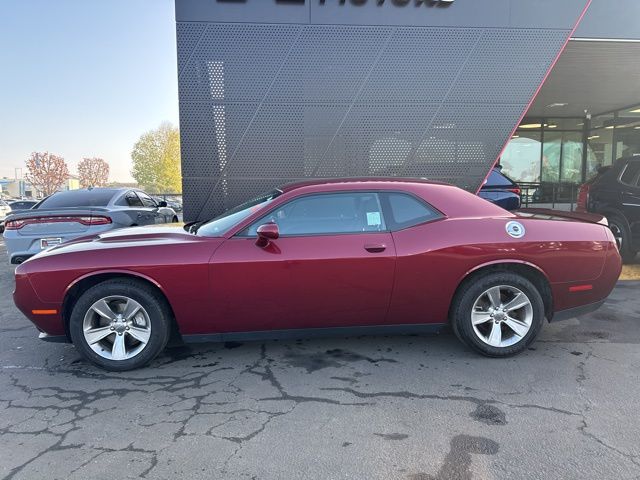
<box><xmin>175</xmin><ymin>0</ymin><xmax>640</xmax><ymax>221</ymax></box>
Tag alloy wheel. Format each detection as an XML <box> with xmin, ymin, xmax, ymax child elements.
<box><xmin>82</xmin><ymin>295</ymin><xmax>151</xmax><ymax>361</ymax></box>
<box><xmin>471</xmin><ymin>285</ymin><xmax>533</xmax><ymax>348</ymax></box>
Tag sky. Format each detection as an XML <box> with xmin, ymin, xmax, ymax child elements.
<box><xmin>0</xmin><ymin>0</ymin><xmax>179</xmax><ymax>183</ymax></box>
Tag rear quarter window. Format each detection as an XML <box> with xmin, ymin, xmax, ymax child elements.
<box><xmin>382</xmin><ymin>192</ymin><xmax>442</xmax><ymax>230</ymax></box>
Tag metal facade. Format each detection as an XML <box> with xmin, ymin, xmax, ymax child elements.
<box><xmin>176</xmin><ymin>0</ymin><xmax>589</xmax><ymax>221</ymax></box>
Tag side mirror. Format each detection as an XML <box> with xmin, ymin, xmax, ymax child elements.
<box><xmin>158</xmin><ymin>200</ymin><xmax>168</xmax><ymax>208</ymax></box>
<box><xmin>256</xmin><ymin>222</ymin><xmax>279</xmax><ymax>247</ymax></box>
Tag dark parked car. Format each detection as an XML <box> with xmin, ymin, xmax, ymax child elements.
<box><xmin>479</xmin><ymin>168</ymin><xmax>521</xmax><ymax>211</ymax></box>
<box><xmin>9</xmin><ymin>200</ymin><xmax>39</xmax><ymax>212</ymax></box>
<box><xmin>577</xmin><ymin>155</ymin><xmax>640</xmax><ymax>262</ymax></box>
<box><xmin>3</xmin><ymin>188</ymin><xmax>179</xmax><ymax>264</ymax></box>
<box><xmin>13</xmin><ymin>179</ymin><xmax>620</xmax><ymax>371</ymax></box>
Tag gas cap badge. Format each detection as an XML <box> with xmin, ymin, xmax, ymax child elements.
<box><xmin>505</xmin><ymin>221</ymin><xmax>525</xmax><ymax>239</ymax></box>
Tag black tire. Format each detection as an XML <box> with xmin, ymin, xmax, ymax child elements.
<box><xmin>451</xmin><ymin>272</ymin><xmax>545</xmax><ymax>357</ymax></box>
<box><xmin>69</xmin><ymin>279</ymin><xmax>171</xmax><ymax>371</ymax></box>
<box><xmin>607</xmin><ymin>215</ymin><xmax>637</xmax><ymax>263</ymax></box>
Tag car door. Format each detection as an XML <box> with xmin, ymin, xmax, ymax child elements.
<box><xmin>135</xmin><ymin>191</ymin><xmax>163</xmax><ymax>224</ymax></box>
<box><xmin>209</xmin><ymin>191</ymin><xmax>396</xmax><ymax>333</ymax></box>
<box><xmin>121</xmin><ymin>191</ymin><xmax>149</xmax><ymax>225</ymax></box>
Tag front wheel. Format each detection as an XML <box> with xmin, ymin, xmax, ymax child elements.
<box><xmin>451</xmin><ymin>272</ymin><xmax>545</xmax><ymax>357</ymax></box>
<box><xmin>69</xmin><ymin>279</ymin><xmax>171</xmax><ymax>371</ymax></box>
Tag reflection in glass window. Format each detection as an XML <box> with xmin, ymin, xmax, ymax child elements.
<box><xmin>542</xmin><ymin>131</ymin><xmax>583</xmax><ymax>184</ymax></box>
<box><xmin>501</xmin><ymin>132</ymin><xmax>541</xmax><ymax>183</ymax></box>
<box><xmin>384</xmin><ymin>193</ymin><xmax>440</xmax><ymax>230</ymax></box>
<box><xmin>587</xmin><ymin>127</ymin><xmax>613</xmax><ymax>174</ymax></box>
<box><xmin>620</xmin><ymin>161</ymin><xmax>640</xmax><ymax>187</ymax></box>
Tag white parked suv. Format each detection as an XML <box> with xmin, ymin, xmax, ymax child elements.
<box><xmin>0</xmin><ymin>200</ymin><xmax>12</xmax><ymax>232</ymax></box>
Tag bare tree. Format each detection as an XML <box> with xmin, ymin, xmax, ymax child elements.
<box><xmin>78</xmin><ymin>157</ymin><xmax>110</xmax><ymax>188</ymax></box>
<box><xmin>25</xmin><ymin>152</ymin><xmax>69</xmax><ymax>196</ymax></box>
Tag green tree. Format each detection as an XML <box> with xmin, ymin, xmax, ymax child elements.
<box><xmin>131</xmin><ymin>122</ymin><xmax>182</xmax><ymax>193</ymax></box>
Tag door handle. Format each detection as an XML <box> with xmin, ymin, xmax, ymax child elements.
<box><xmin>364</xmin><ymin>244</ymin><xmax>386</xmax><ymax>253</ymax></box>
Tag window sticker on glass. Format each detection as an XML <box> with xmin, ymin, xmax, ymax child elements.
<box><xmin>366</xmin><ymin>211</ymin><xmax>381</xmax><ymax>226</ymax></box>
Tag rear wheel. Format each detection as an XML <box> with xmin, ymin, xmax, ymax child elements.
<box><xmin>451</xmin><ymin>272</ymin><xmax>545</xmax><ymax>357</ymax></box>
<box><xmin>69</xmin><ymin>279</ymin><xmax>170</xmax><ymax>371</ymax></box>
<box><xmin>607</xmin><ymin>215</ymin><xmax>637</xmax><ymax>263</ymax></box>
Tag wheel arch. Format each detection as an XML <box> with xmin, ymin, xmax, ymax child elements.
<box><xmin>62</xmin><ymin>271</ymin><xmax>180</xmax><ymax>340</ymax></box>
<box><xmin>600</xmin><ymin>207</ymin><xmax>628</xmax><ymax>222</ymax></box>
<box><xmin>450</xmin><ymin>261</ymin><xmax>554</xmax><ymax>322</ymax></box>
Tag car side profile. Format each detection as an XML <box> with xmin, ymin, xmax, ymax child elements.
<box><xmin>13</xmin><ymin>179</ymin><xmax>621</xmax><ymax>371</ymax></box>
<box><xmin>3</xmin><ymin>188</ymin><xmax>179</xmax><ymax>264</ymax></box>
<box><xmin>577</xmin><ymin>155</ymin><xmax>640</xmax><ymax>262</ymax></box>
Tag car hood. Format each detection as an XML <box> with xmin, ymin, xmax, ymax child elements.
<box><xmin>25</xmin><ymin>224</ymin><xmax>215</xmax><ymax>262</ymax></box>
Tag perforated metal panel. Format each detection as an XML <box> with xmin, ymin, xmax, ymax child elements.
<box><xmin>177</xmin><ymin>18</ymin><xmax>575</xmax><ymax>221</ymax></box>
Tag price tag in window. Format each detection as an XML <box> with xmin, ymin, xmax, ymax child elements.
<box><xmin>366</xmin><ymin>211</ymin><xmax>381</xmax><ymax>226</ymax></box>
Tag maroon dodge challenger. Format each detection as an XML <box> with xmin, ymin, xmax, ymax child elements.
<box><xmin>13</xmin><ymin>179</ymin><xmax>621</xmax><ymax>370</ymax></box>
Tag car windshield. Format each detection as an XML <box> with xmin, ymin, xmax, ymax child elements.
<box><xmin>195</xmin><ymin>189</ymin><xmax>282</xmax><ymax>237</ymax></box>
<box><xmin>37</xmin><ymin>190</ymin><xmax>117</xmax><ymax>208</ymax></box>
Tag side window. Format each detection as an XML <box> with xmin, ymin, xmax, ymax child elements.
<box><xmin>124</xmin><ymin>191</ymin><xmax>143</xmax><ymax>207</ymax></box>
<box><xmin>242</xmin><ymin>192</ymin><xmax>386</xmax><ymax>236</ymax></box>
<box><xmin>382</xmin><ymin>192</ymin><xmax>442</xmax><ymax>230</ymax></box>
<box><xmin>620</xmin><ymin>162</ymin><xmax>640</xmax><ymax>187</ymax></box>
<box><xmin>136</xmin><ymin>192</ymin><xmax>157</xmax><ymax>208</ymax></box>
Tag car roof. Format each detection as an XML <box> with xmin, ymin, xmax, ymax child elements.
<box><xmin>51</xmin><ymin>187</ymin><xmax>128</xmax><ymax>195</ymax></box>
<box><xmin>279</xmin><ymin>177</ymin><xmax>449</xmax><ymax>192</ymax></box>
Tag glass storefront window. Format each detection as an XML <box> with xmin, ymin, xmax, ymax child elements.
<box><xmin>615</xmin><ymin>122</ymin><xmax>640</xmax><ymax>158</ymax></box>
<box><xmin>587</xmin><ymin>127</ymin><xmax>613</xmax><ymax>171</ymax></box>
<box><xmin>541</xmin><ymin>131</ymin><xmax>583</xmax><ymax>184</ymax></box>
<box><xmin>501</xmin><ymin>131</ymin><xmax>541</xmax><ymax>183</ymax></box>
<box><xmin>502</xmin><ymin>108</ymin><xmax>640</xmax><ymax>188</ymax></box>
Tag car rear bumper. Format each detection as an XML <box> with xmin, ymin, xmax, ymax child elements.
<box><xmin>4</xmin><ymin>224</ymin><xmax>113</xmax><ymax>263</ymax></box>
<box><xmin>549</xmin><ymin>299</ymin><xmax>606</xmax><ymax>322</ymax></box>
<box><xmin>550</xmin><ymin>238</ymin><xmax>621</xmax><ymax>321</ymax></box>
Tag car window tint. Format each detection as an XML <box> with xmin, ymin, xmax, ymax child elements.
<box><xmin>620</xmin><ymin>162</ymin><xmax>640</xmax><ymax>187</ymax></box>
<box><xmin>244</xmin><ymin>192</ymin><xmax>385</xmax><ymax>236</ymax></box>
<box><xmin>124</xmin><ymin>191</ymin><xmax>143</xmax><ymax>207</ymax></box>
<box><xmin>37</xmin><ymin>190</ymin><xmax>116</xmax><ymax>208</ymax></box>
<box><xmin>136</xmin><ymin>192</ymin><xmax>157</xmax><ymax>208</ymax></box>
<box><xmin>486</xmin><ymin>169</ymin><xmax>513</xmax><ymax>187</ymax></box>
<box><xmin>383</xmin><ymin>193</ymin><xmax>441</xmax><ymax>230</ymax></box>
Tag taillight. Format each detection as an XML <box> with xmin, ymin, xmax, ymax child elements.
<box><xmin>5</xmin><ymin>219</ymin><xmax>25</xmax><ymax>230</ymax></box>
<box><xmin>576</xmin><ymin>184</ymin><xmax>590</xmax><ymax>212</ymax></box>
<box><xmin>4</xmin><ymin>215</ymin><xmax>112</xmax><ymax>230</ymax></box>
<box><xmin>507</xmin><ymin>187</ymin><xmax>521</xmax><ymax>196</ymax></box>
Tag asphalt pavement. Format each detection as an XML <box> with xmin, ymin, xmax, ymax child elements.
<box><xmin>1</xmin><ymin>239</ymin><xmax>639</xmax><ymax>480</ymax></box>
